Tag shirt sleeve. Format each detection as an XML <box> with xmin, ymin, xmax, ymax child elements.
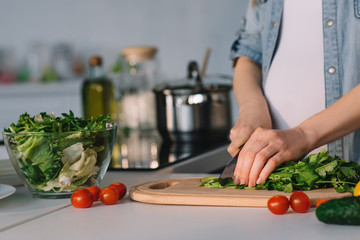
<box><xmin>230</xmin><ymin>0</ymin><xmax>263</xmax><ymax>66</ymax></box>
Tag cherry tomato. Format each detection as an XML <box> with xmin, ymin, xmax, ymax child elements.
<box><xmin>290</xmin><ymin>191</ymin><xmax>311</xmax><ymax>213</ymax></box>
<box><xmin>109</xmin><ymin>182</ymin><xmax>127</xmax><ymax>200</ymax></box>
<box><xmin>267</xmin><ymin>195</ymin><xmax>290</xmax><ymax>215</ymax></box>
<box><xmin>316</xmin><ymin>199</ymin><xmax>329</xmax><ymax>208</ymax></box>
<box><xmin>71</xmin><ymin>189</ymin><xmax>94</xmax><ymax>208</ymax></box>
<box><xmin>99</xmin><ymin>187</ymin><xmax>120</xmax><ymax>205</ymax></box>
<box><xmin>86</xmin><ymin>186</ymin><xmax>101</xmax><ymax>201</ymax></box>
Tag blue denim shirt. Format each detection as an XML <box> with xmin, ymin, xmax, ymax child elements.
<box><xmin>230</xmin><ymin>0</ymin><xmax>360</xmax><ymax>163</ymax></box>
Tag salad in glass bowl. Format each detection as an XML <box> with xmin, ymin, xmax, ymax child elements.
<box><xmin>2</xmin><ymin>111</ymin><xmax>117</xmax><ymax>198</ymax></box>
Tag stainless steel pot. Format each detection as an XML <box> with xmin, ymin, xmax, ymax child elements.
<box><xmin>153</xmin><ymin>61</ymin><xmax>232</xmax><ymax>142</ymax></box>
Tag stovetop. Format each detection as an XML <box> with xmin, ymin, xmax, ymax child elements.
<box><xmin>109</xmin><ymin>130</ymin><xmax>229</xmax><ymax>171</ymax></box>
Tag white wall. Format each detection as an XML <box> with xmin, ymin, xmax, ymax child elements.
<box><xmin>0</xmin><ymin>0</ymin><xmax>248</xmax><ymax>79</ymax></box>
<box><xmin>0</xmin><ymin>0</ymin><xmax>249</xmax><ymax>137</ymax></box>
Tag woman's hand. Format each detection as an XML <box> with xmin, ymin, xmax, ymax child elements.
<box><xmin>233</xmin><ymin>127</ymin><xmax>312</xmax><ymax>187</ymax></box>
<box><xmin>227</xmin><ymin>101</ymin><xmax>272</xmax><ymax>157</ymax></box>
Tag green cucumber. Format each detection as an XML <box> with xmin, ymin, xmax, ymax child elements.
<box><xmin>316</xmin><ymin>196</ymin><xmax>360</xmax><ymax>225</ymax></box>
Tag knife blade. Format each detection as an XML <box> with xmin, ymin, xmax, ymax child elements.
<box><xmin>218</xmin><ymin>148</ymin><xmax>242</xmax><ymax>186</ymax></box>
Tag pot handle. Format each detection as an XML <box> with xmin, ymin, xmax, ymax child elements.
<box><xmin>187</xmin><ymin>61</ymin><xmax>202</xmax><ymax>85</ymax></box>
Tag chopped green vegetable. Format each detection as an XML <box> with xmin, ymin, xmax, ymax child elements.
<box><xmin>4</xmin><ymin>111</ymin><xmax>110</xmax><ymax>134</ymax></box>
<box><xmin>3</xmin><ymin>111</ymin><xmax>114</xmax><ymax>193</ymax></box>
<box><xmin>200</xmin><ymin>150</ymin><xmax>360</xmax><ymax>193</ymax></box>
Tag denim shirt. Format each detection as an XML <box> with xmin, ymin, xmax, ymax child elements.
<box><xmin>230</xmin><ymin>0</ymin><xmax>360</xmax><ymax>163</ymax></box>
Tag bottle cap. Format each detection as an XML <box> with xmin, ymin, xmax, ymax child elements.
<box><xmin>89</xmin><ymin>56</ymin><xmax>103</xmax><ymax>66</ymax></box>
<box><xmin>121</xmin><ymin>46</ymin><xmax>157</xmax><ymax>63</ymax></box>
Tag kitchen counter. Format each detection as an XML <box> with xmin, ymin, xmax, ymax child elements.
<box><xmin>1</xmin><ymin>162</ymin><xmax>359</xmax><ymax>239</ymax></box>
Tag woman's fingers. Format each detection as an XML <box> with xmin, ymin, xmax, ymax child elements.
<box><xmin>227</xmin><ymin>124</ymin><xmax>253</xmax><ymax>157</ymax></box>
<box><xmin>234</xmin><ymin>144</ymin><xmax>279</xmax><ymax>187</ymax></box>
<box><xmin>227</xmin><ymin>142</ymin><xmax>241</xmax><ymax>158</ymax></box>
<box><xmin>247</xmin><ymin>146</ymin><xmax>278</xmax><ymax>187</ymax></box>
<box><xmin>232</xmin><ymin>127</ymin><xmax>307</xmax><ymax>187</ymax></box>
<box><xmin>233</xmin><ymin>128</ymin><xmax>267</xmax><ymax>185</ymax></box>
<box><xmin>257</xmin><ymin>154</ymin><xmax>283</xmax><ymax>184</ymax></box>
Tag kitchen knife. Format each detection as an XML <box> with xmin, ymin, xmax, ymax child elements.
<box><xmin>218</xmin><ymin>148</ymin><xmax>242</xmax><ymax>186</ymax></box>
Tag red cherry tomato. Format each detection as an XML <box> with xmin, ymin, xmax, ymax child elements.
<box><xmin>267</xmin><ymin>195</ymin><xmax>290</xmax><ymax>215</ymax></box>
<box><xmin>71</xmin><ymin>189</ymin><xmax>94</xmax><ymax>208</ymax></box>
<box><xmin>290</xmin><ymin>191</ymin><xmax>311</xmax><ymax>213</ymax></box>
<box><xmin>86</xmin><ymin>186</ymin><xmax>101</xmax><ymax>201</ymax></box>
<box><xmin>109</xmin><ymin>182</ymin><xmax>127</xmax><ymax>200</ymax></box>
<box><xmin>316</xmin><ymin>199</ymin><xmax>329</xmax><ymax>208</ymax></box>
<box><xmin>99</xmin><ymin>187</ymin><xmax>120</xmax><ymax>205</ymax></box>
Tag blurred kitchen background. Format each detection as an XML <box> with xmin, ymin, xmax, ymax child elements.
<box><xmin>0</xmin><ymin>0</ymin><xmax>248</xmax><ymax>169</ymax></box>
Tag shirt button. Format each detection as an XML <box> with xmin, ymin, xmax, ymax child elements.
<box><xmin>326</xmin><ymin>19</ymin><xmax>334</xmax><ymax>27</ymax></box>
<box><xmin>272</xmin><ymin>22</ymin><xmax>276</xmax><ymax>28</ymax></box>
<box><xmin>328</xmin><ymin>67</ymin><xmax>336</xmax><ymax>74</ymax></box>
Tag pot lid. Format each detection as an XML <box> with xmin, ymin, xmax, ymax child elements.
<box><xmin>153</xmin><ymin>61</ymin><xmax>233</xmax><ymax>95</ymax></box>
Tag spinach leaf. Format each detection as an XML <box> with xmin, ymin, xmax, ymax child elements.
<box><xmin>201</xmin><ymin>150</ymin><xmax>360</xmax><ymax>193</ymax></box>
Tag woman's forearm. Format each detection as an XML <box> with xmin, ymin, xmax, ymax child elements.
<box><xmin>233</xmin><ymin>57</ymin><xmax>271</xmax><ymax>125</ymax></box>
<box><xmin>233</xmin><ymin>57</ymin><xmax>264</xmax><ymax>108</ymax></box>
<box><xmin>228</xmin><ymin>57</ymin><xmax>272</xmax><ymax>156</ymax></box>
<box><xmin>297</xmin><ymin>83</ymin><xmax>360</xmax><ymax>149</ymax></box>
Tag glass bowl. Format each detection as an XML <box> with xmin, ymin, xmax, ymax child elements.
<box><xmin>3</xmin><ymin>125</ymin><xmax>117</xmax><ymax>198</ymax></box>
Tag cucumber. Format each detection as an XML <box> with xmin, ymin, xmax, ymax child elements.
<box><xmin>316</xmin><ymin>196</ymin><xmax>360</xmax><ymax>225</ymax></box>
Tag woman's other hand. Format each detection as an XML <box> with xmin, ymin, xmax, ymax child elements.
<box><xmin>233</xmin><ymin>127</ymin><xmax>311</xmax><ymax>187</ymax></box>
<box><xmin>227</xmin><ymin>101</ymin><xmax>272</xmax><ymax>156</ymax></box>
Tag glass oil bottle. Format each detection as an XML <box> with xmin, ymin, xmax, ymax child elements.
<box><xmin>81</xmin><ymin>56</ymin><xmax>115</xmax><ymax>120</ymax></box>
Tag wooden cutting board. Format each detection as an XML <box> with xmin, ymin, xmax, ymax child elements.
<box><xmin>129</xmin><ymin>177</ymin><xmax>352</xmax><ymax>207</ymax></box>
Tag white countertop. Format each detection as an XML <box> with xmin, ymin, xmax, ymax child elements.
<box><xmin>1</xmin><ymin>161</ymin><xmax>359</xmax><ymax>239</ymax></box>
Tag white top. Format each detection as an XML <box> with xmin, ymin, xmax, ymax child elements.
<box><xmin>264</xmin><ymin>0</ymin><xmax>326</xmax><ymax>151</ymax></box>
